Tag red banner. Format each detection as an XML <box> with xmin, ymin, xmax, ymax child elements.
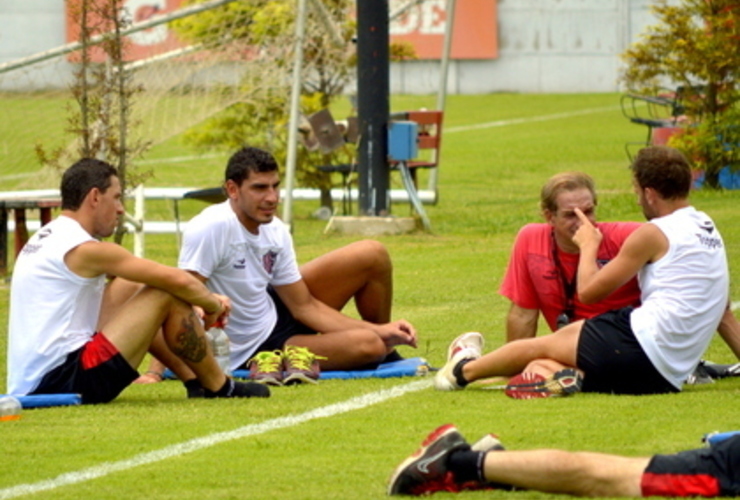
<box><xmin>66</xmin><ymin>0</ymin><xmax>185</xmax><ymax>62</ymax></box>
<box><xmin>66</xmin><ymin>0</ymin><xmax>498</xmax><ymax>62</ymax></box>
<box><xmin>390</xmin><ymin>0</ymin><xmax>498</xmax><ymax>60</ymax></box>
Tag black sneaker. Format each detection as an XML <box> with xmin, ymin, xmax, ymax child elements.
<box><xmin>204</xmin><ymin>378</ymin><xmax>271</xmax><ymax>398</ymax></box>
<box><xmin>686</xmin><ymin>362</ymin><xmax>714</xmax><ymax>385</ymax></box>
<box><xmin>700</xmin><ymin>360</ymin><xmax>740</xmax><ymax>379</ymax></box>
<box><xmin>184</xmin><ymin>379</ymin><xmax>205</xmax><ymax>399</ymax></box>
<box><xmin>388</xmin><ymin>424</ymin><xmax>470</xmax><ymax>495</ymax></box>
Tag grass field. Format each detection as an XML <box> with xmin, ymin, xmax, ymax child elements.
<box><xmin>1</xmin><ymin>93</ymin><xmax>739</xmax><ymax>500</ymax></box>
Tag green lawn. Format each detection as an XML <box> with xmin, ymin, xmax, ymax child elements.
<box><xmin>1</xmin><ymin>93</ymin><xmax>739</xmax><ymax>499</ymax></box>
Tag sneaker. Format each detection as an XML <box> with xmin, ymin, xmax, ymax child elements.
<box><xmin>697</xmin><ymin>360</ymin><xmax>740</xmax><ymax>380</ymax></box>
<box><xmin>685</xmin><ymin>361</ymin><xmax>715</xmax><ymax>385</ymax></box>
<box><xmin>504</xmin><ymin>368</ymin><xmax>582</xmax><ymax>399</ymax></box>
<box><xmin>184</xmin><ymin>378</ymin><xmax>205</xmax><ymax>399</ymax></box>
<box><xmin>434</xmin><ymin>332</ymin><xmax>483</xmax><ymax>391</ymax></box>
<box><xmin>203</xmin><ymin>378</ymin><xmax>271</xmax><ymax>398</ymax></box>
<box><xmin>247</xmin><ymin>350</ymin><xmax>284</xmax><ymax>386</ymax></box>
<box><xmin>282</xmin><ymin>345</ymin><xmax>327</xmax><ymax>385</ymax></box>
<box><xmin>470</xmin><ymin>433</ymin><xmax>505</xmax><ymax>452</ymax></box>
<box><xmin>387</xmin><ymin>424</ymin><xmax>470</xmax><ymax>496</ymax></box>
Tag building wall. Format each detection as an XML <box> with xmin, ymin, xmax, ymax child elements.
<box><xmin>0</xmin><ymin>0</ymin><xmax>659</xmax><ymax>93</ymax></box>
<box><xmin>391</xmin><ymin>0</ymin><xmax>657</xmax><ymax>93</ymax></box>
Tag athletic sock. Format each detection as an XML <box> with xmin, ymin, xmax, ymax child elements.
<box><xmin>453</xmin><ymin>358</ymin><xmax>472</xmax><ymax>388</ymax></box>
<box><xmin>203</xmin><ymin>378</ymin><xmax>271</xmax><ymax>398</ymax></box>
<box><xmin>383</xmin><ymin>350</ymin><xmax>404</xmax><ymax>363</ymax></box>
<box><xmin>447</xmin><ymin>449</ymin><xmax>487</xmax><ymax>484</ymax></box>
<box><xmin>184</xmin><ymin>378</ymin><xmax>205</xmax><ymax>399</ymax></box>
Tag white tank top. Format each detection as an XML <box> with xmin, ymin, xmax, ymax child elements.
<box><xmin>7</xmin><ymin>216</ymin><xmax>105</xmax><ymax>395</ymax></box>
<box><xmin>631</xmin><ymin>206</ymin><xmax>728</xmax><ymax>389</ymax></box>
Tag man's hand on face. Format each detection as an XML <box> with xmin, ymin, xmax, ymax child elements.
<box><xmin>572</xmin><ymin>207</ymin><xmax>603</xmax><ymax>252</ymax></box>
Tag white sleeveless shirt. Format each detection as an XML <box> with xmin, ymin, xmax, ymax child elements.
<box><xmin>7</xmin><ymin>216</ymin><xmax>105</xmax><ymax>395</ymax></box>
<box><xmin>631</xmin><ymin>206</ymin><xmax>728</xmax><ymax>389</ymax></box>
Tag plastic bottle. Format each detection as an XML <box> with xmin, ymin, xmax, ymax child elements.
<box><xmin>206</xmin><ymin>321</ymin><xmax>231</xmax><ymax>376</ymax></box>
<box><xmin>0</xmin><ymin>395</ymin><xmax>22</xmax><ymax>421</ymax></box>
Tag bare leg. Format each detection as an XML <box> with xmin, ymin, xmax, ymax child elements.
<box><xmin>463</xmin><ymin>321</ymin><xmax>583</xmax><ymax>382</ymax></box>
<box><xmin>300</xmin><ymin>240</ymin><xmax>393</xmax><ymax>323</ymax></box>
<box><xmin>133</xmin><ymin>357</ymin><xmax>166</xmax><ymax>384</ymax></box>
<box><xmin>287</xmin><ymin>330</ymin><xmax>387</xmax><ymax>370</ymax></box>
<box><xmin>523</xmin><ymin>358</ymin><xmax>574</xmax><ymax>378</ymax></box>
<box><xmin>100</xmin><ymin>280</ymin><xmax>225</xmax><ymax>392</ymax></box>
<box><xmin>147</xmin><ymin>331</ymin><xmax>201</xmax><ymax>381</ymax></box>
<box><xmin>483</xmin><ymin>449</ymin><xmax>649</xmax><ymax>497</ymax></box>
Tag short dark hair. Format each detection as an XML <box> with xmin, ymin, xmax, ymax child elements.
<box><xmin>630</xmin><ymin>146</ymin><xmax>692</xmax><ymax>200</ymax></box>
<box><xmin>540</xmin><ymin>172</ymin><xmax>597</xmax><ymax>213</ymax></box>
<box><xmin>225</xmin><ymin>147</ymin><xmax>279</xmax><ymax>186</ymax></box>
<box><xmin>61</xmin><ymin>158</ymin><xmax>119</xmax><ymax>210</ymax></box>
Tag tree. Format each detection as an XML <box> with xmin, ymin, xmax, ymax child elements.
<box><xmin>37</xmin><ymin>0</ymin><xmax>151</xmax><ymax>241</ymax></box>
<box><xmin>173</xmin><ymin>0</ymin><xmax>415</xmax><ymax>211</ymax></box>
<box><xmin>621</xmin><ymin>0</ymin><xmax>740</xmax><ymax>187</ymax></box>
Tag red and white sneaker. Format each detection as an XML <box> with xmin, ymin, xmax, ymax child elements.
<box><xmin>387</xmin><ymin>424</ymin><xmax>471</xmax><ymax>496</ymax></box>
<box><xmin>505</xmin><ymin>368</ymin><xmax>583</xmax><ymax>399</ymax></box>
<box><xmin>434</xmin><ymin>332</ymin><xmax>484</xmax><ymax>391</ymax></box>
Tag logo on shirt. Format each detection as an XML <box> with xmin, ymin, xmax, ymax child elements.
<box><xmin>262</xmin><ymin>250</ymin><xmax>278</xmax><ymax>274</ymax></box>
<box><xmin>38</xmin><ymin>228</ymin><xmax>52</xmax><ymax>240</ymax></box>
<box><xmin>695</xmin><ymin>221</ymin><xmax>722</xmax><ymax>249</ymax></box>
<box><xmin>699</xmin><ymin>220</ymin><xmax>715</xmax><ymax>234</ymax></box>
<box><xmin>233</xmin><ymin>258</ymin><xmax>246</xmax><ymax>270</ymax></box>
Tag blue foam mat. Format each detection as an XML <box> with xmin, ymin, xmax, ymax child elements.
<box><xmin>704</xmin><ymin>431</ymin><xmax>740</xmax><ymax>446</ymax></box>
<box><xmin>164</xmin><ymin>357</ymin><xmax>431</xmax><ymax>381</ymax></box>
<box><xmin>320</xmin><ymin>357</ymin><xmax>431</xmax><ymax>380</ymax></box>
<box><xmin>1</xmin><ymin>393</ymin><xmax>82</xmax><ymax>408</ymax></box>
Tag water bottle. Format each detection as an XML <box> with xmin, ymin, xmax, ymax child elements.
<box><xmin>0</xmin><ymin>395</ymin><xmax>22</xmax><ymax>421</ymax></box>
<box><xmin>206</xmin><ymin>321</ymin><xmax>231</xmax><ymax>376</ymax></box>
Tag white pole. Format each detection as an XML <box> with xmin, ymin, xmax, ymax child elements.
<box><xmin>282</xmin><ymin>0</ymin><xmax>308</xmax><ymax>230</ymax></box>
<box><xmin>134</xmin><ymin>184</ymin><xmax>145</xmax><ymax>257</ymax></box>
<box><xmin>430</xmin><ymin>0</ymin><xmax>456</xmax><ymax>191</ymax></box>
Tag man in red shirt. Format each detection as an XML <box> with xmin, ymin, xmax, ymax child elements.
<box><xmin>500</xmin><ymin>172</ymin><xmax>641</xmax><ymax>341</ymax></box>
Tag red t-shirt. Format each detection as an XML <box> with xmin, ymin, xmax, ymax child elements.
<box><xmin>499</xmin><ymin>222</ymin><xmax>642</xmax><ymax>331</ymax></box>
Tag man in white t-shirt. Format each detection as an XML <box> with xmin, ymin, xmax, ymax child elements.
<box><xmin>435</xmin><ymin>145</ymin><xmax>729</xmax><ymax>397</ymax></box>
<box><xmin>7</xmin><ymin>158</ymin><xmax>270</xmax><ymax>402</ymax></box>
<box><xmin>147</xmin><ymin>147</ymin><xmax>417</xmax><ymax>385</ymax></box>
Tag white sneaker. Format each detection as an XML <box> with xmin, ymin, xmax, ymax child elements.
<box><xmin>470</xmin><ymin>433</ymin><xmax>505</xmax><ymax>452</ymax></box>
<box><xmin>434</xmin><ymin>332</ymin><xmax>484</xmax><ymax>391</ymax></box>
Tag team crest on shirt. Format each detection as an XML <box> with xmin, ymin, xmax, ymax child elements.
<box><xmin>262</xmin><ymin>250</ymin><xmax>278</xmax><ymax>274</ymax></box>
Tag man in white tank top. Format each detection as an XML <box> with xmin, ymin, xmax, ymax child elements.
<box><xmin>435</xmin><ymin>146</ymin><xmax>730</xmax><ymax>397</ymax></box>
<box><xmin>7</xmin><ymin>158</ymin><xmax>270</xmax><ymax>402</ymax></box>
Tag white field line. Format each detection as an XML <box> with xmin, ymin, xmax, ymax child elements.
<box><xmin>445</xmin><ymin>105</ymin><xmax>622</xmax><ymax>134</ymax></box>
<box><xmin>0</xmin><ymin>379</ymin><xmax>432</xmax><ymax>499</ymax></box>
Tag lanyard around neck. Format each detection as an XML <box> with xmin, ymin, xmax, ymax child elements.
<box><xmin>551</xmin><ymin>231</ymin><xmax>577</xmax><ymax>315</ymax></box>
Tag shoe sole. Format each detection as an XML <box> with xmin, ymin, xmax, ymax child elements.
<box><xmin>434</xmin><ymin>349</ymin><xmax>474</xmax><ymax>391</ymax></box>
<box><xmin>251</xmin><ymin>376</ymin><xmax>283</xmax><ymax>387</ymax></box>
<box><xmin>387</xmin><ymin>424</ymin><xmax>459</xmax><ymax>495</ymax></box>
<box><xmin>283</xmin><ymin>373</ymin><xmax>319</xmax><ymax>385</ymax></box>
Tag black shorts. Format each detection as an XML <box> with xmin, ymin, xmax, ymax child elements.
<box><xmin>30</xmin><ymin>332</ymin><xmax>139</xmax><ymax>404</ymax></box>
<box><xmin>576</xmin><ymin>307</ymin><xmax>678</xmax><ymax>395</ymax></box>
<box><xmin>249</xmin><ymin>286</ymin><xmax>317</xmax><ymax>353</ymax></box>
<box><xmin>642</xmin><ymin>435</ymin><xmax>740</xmax><ymax>497</ymax></box>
